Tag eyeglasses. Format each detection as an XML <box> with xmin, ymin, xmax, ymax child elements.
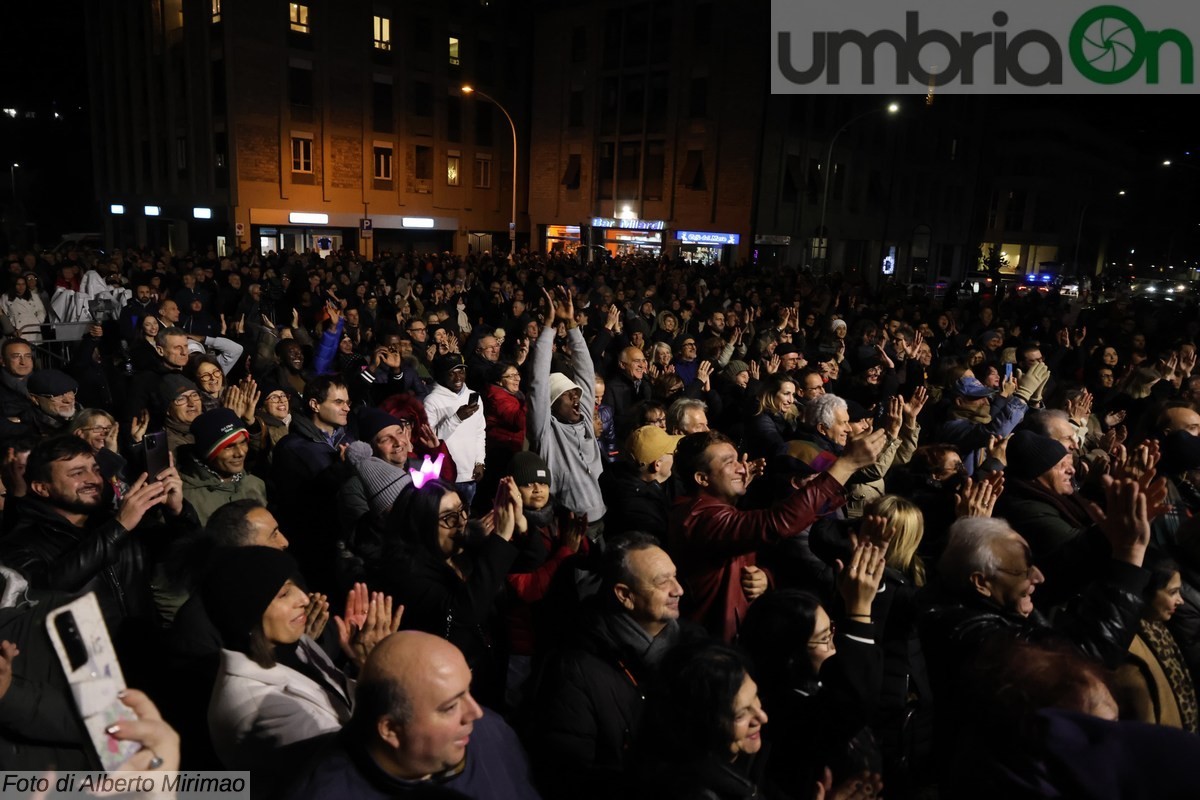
<box><xmin>808</xmin><ymin>623</ymin><xmax>836</xmax><ymax>648</ymax></box>
<box><xmin>82</xmin><ymin>425</ymin><xmax>114</xmax><ymax>436</ymax></box>
<box><xmin>395</xmin><ymin>419</ymin><xmax>415</xmax><ymax>429</ymax></box>
<box><xmin>173</xmin><ymin>391</ymin><xmax>202</xmax><ymax>405</ymax></box>
<box><xmin>408</xmin><ymin>325</ymin><xmax>427</xmax><ymax>332</ymax></box>
<box><xmin>196</xmin><ymin>371</ymin><xmax>223</xmax><ymax>383</ymax></box>
<box><xmin>501</xmin><ymin>372</ymin><xmax>520</xmax><ymax>381</ymax></box>
<box><xmin>994</xmin><ymin>564</ymin><xmax>1037</xmax><ymax>581</ymax></box>
<box><xmin>438</xmin><ymin>507</ymin><xmax>470</xmax><ymax>528</ymax></box>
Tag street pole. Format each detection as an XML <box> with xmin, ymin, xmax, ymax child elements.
<box><xmin>816</xmin><ymin>104</ymin><xmax>899</xmax><ymax>276</ymax></box>
<box><xmin>9</xmin><ymin>163</ymin><xmax>17</xmax><ymax>205</ymax></box>
<box><xmin>462</xmin><ymin>86</ymin><xmax>517</xmax><ymax>263</ymax></box>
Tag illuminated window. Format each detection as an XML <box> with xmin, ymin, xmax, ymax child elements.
<box><xmin>289</xmin><ymin>3</ymin><xmax>309</xmax><ymax>34</ymax></box>
<box><xmin>448</xmin><ymin>37</ymin><xmax>460</xmax><ymax>66</ymax></box>
<box><xmin>447</xmin><ymin>155</ymin><xmax>461</xmax><ymax>186</ymax></box>
<box><xmin>374</xmin><ymin>16</ymin><xmax>391</xmax><ymax>50</ymax></box>
<box><xmin>474</xmin><ymin>156</ymin><xmax>491</xmax><ymax>189</ymax></box>
<box><xmin>291</xmin><ymin>136</ymin><xmax>313</xmax><ymax>173</ymax></box>
<box><xmin>211</xmin><ymin>0</ymin><xmax>221</xmax><ymax>21</ymax></box>
<box><xmin>374</xmin><ymin>145</ymin><xmax>392</xmax><ymax>180</ymax></box>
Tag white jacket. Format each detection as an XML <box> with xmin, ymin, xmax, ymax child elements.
<box><xmin>208</xmin><ymin>638</ymin><xmax>353</xmax><ymax>771</ymax></box>
<box><xmin>424</xmin><ymin>382</ymin><xmax>487</xmax><ymax>479</ymax></box>
<box><xmin>0</xmin><ymin>294</ymin><xmax>47</xmax><ymax>340</ymax></box>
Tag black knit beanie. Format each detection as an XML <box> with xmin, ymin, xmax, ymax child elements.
<box><xmin>1005</xmin><ymin>430</ymin><xmax>1070</xmax><ymax>482</ymax></box>
<box><xmin>200</xmin><ymin>546</ymin><xmax>302</xmax><ymax>651</ymax></box>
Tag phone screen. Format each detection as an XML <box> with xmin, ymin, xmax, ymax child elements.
<box><xmin>468</xmin><ymin>392</ymin><xmax>479</xmax><ymax>405</ymax></box>
<box><xmin>1005</xmin><ymin>363</ymin><xmax>1014</xmax><ymax>380</ymax></box>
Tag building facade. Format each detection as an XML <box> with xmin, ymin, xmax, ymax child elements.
<box><xmin>85</xmin><ymin>0</ymin><xmax>531</xmax><ymax>258</ymax></box>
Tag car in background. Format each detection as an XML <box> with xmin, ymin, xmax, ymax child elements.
<box><xmin>1131</xmin><ymin>278</ymin><xmax>1191</xmax><ymax>298</ymax></box>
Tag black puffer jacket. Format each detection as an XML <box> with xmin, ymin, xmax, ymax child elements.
<box><xmin>528</xmin><ymin>610</ymin><xmax>702</xmax><ymax>800</ymax></box>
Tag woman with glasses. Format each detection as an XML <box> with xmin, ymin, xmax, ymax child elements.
<box><xmin>738</xmin><ymin>541</ymin><xmax>888</xmax><ymax>793</ymax></box>
<box><xmin>381</xmin><ymin>477</ymin><xmax>520</xmax><ymax>706</ymax></box>
<box><xmin>185</xmin><ymin>353</ymin><xmax>226</xmax><ymax>412</ymax></box>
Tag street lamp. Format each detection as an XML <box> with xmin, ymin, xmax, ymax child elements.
<box><xmin>462</xmin><ymin>85</ymin><xmax>518</xmax><ymax>263</ymax></box>
<box><xmin>816</xmin><ymin>103</ymin><xmax>899</xmax><ymax>274</ymax></box>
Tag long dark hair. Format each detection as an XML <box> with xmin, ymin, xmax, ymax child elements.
<box><xmin>739</xmin><ymin>589</ymin><xmax>824</xmax><ymax>692</ymax></box>
<box><xmin>385</xmin><ymin>479</ymin><xmax>460</xmax><ymax>562</ymax></box>
<box><xmin>5</xmin><ymin>274</ymin><xmax>31</xmax><ymax>302</ymax></box>
<box><xmin>645</xmin><ymin>640</ymin><xmax>751</xmax><ymax>761</ymax></box>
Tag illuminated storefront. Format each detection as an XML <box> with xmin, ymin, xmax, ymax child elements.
<box><xmin>544</xmin><ymin>224</ymin><xmax>582</xmax><ymax>254</ymax></box>
<box><xmin>674</xmin><ymin>230</ymin><xmax>741</xmax><ymax>265</ymax></box>
<box><xmin>591</xmin><ymin>216</ymin><xmax>666</xmax><ymax>256</ymax></box>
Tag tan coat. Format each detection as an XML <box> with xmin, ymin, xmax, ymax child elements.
<box><xmin>1113</xmin><ymin>634</ymin><xmax>1184</xmax><ymax>729</ymax></box>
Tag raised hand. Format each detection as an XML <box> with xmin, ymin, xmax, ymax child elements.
<box><xmin>884</xmin><ymin>396</ymin><xmax>903</xmax><ymax>438</ymax></box>
<box><xmin>0</xmin><ymin>640</ymin><xmax>17</xmax><ymax>699</ymax></box>
<box><xmin>340</xmin><ymin>592</ymin><xmax>404</xmax><ymax>668</ymax></box>
<box><xmin>130</xmin><ymin>409</ymin><xmax>150</xmax><ymax>445</ymax></box>
<box><xmin>1093</xmin><ymin>478</ymin><xmax>1151</xmax><ymax>567</ymax></box>
<box><xmin>903</xmin><ymin>386</ymin><xmax>928</xmax><ymax>423</ymax></box>
<box><xmin>304</xmin><ymin>593</ymin><xmax>331</xmax><ymax>640</ymax></box>
<box><xmin>856</xmin><ymin>514</ymin><xmax>894</xmax><ymax>551</ymax></box>
<box><xmin>748</xmin><ymin>360</ymin><xmax>761</xmax><ymax>381</ymax></box>
<box><xmin>697</xmin><ymin>360</ymin><xmax>714</xmax><ymax>390</ymax></box>
<box><xmin>765</xmin><ymin>354</ymin><xmax>781</xmax><ymax>375</ymax></box>
<box><xmin>955</xmin><ymin>476</ymin><xmax>1001</xmax><ymax>518</ymax></box>
<box><xmin>837</xmin><ymin>541</ymin><xmax>887</xmax><ymax>617</ymax></box>
<box><xmin>1066</xmin><ymin>389</ymin><xmax>1093</xmax><ymax>424</ymax></box>
<box><xmin>874</xmin><ymin>343</ymin><xmax>895</xmax><ymax>371</ymax></box>
<box><xmin>106</xmin><ymin>689</ymin><xmax>182</xmax><ymax>773</ymax></box>
<box><xmin>414</xmin><ymin>422</ymin><xmax>439</xmax><ymax>450</ymax></box>
<box><xmin>114</xmin><ymin>473</ymin><xmax>168</xmax><ymax>531</ymax></box>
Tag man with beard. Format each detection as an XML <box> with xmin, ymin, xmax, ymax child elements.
<box><xmin>0</xmin><ymin>435</ymin><xmax>195</xmax><ymax>629</ymax></box>
<box><xmin>0</xmin><ymin>338</ymin><xmax>35</xmax><ymax>421</ymax></box>
<box><xmin>117</xmin><ymin>282</ymin><xmax>156</xmax><ymax>341</ymax></box>
<box><xmin>178</xmin><ymin>408</ymin><xmax>267</xmax><ymax>525</ymax></box>
<box><xmin>3</xmin><ymin>369</ymin><xmax>82</xmax><ymax>440</ymax></box>
<box><xmin>529</xmin><ymin>287</ymin><xmax>606</xmax><ymax>536</ymax></box>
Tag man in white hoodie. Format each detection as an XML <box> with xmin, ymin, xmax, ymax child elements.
<box><xmin>422</xmin><ymin>352</ymin><xmax>486</xmax><ymax>508</ymax></box>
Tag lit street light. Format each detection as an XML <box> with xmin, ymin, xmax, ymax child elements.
<box><xmin>462</xmin><ymin>85</ymin><xmax>518</xmax><ymax>263</ymax></box>
<box><xmin>817</xmin><ymin>103</ymin><xmax>899</xmax><ymax>274</ymax></box>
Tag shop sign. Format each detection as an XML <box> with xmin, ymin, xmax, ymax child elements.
<box><xmin>591</xmin><ymin>217</ymin><xmax>666</xmax><ymax>231</ymax></box>
<box><xmin>678</xmin><ymin>230</ymin><xmax>741</xmax><ymax>245</ymax></box>
<box><xmin>755</xmin><ymin>234</ymin><xmax>791</xmax><ymax>245</ymax></box>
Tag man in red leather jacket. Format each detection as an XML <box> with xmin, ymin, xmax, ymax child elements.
<box><xmin>668</xmin><ymin>428</ymin><xmax>887</xmax><ymax>640</ymax></box>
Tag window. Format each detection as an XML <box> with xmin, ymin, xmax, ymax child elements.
<box><xmin>561</xmin><ymin>154</ymin><xmax>581</xmax><ymax>190</ymax></box>
<box><xmin>644</xmin><ymin>142</ymin><xmax>664</xmax><ymax>200</ymax></box>
<box><xmin>474</xmin><ymin>156</ymin><xmax>492</xmax><ymax>188</ymax></box>
<box><xmin>448</xmin><ymin>37</ymin><xmax>460</xmax><ymax>66</ymax></box>
<box><xmin>289</xmin><ymin>3</ymin><xmax>309</xmax><ymax>33</ymax></box>
<box><xmin>647</xmin><ymin>73</ymin><xmax>668</xmax><ymax>133</ymax></box>
<box><xmin>412</xmin><ymin>81</ymin><xmax>433</xmax><ymax>117</ymax></box>
<box><xmin>289</xmin><ymin>64</ymin><xmax>313</xmax><ymax>108</ymax></box>
<box><xmin>446</xmin><ymin>95</ymin><xmax>462</xmax><ymax>142</ymax></box>
<box><xmin>597</xmin><ymin>143</ymin><xmax>615</xmax><ymax>200</ymax></box>
<box><xmin>570</xmin><ymin>27</ymin><xmax>586</xmax><ymax>63</ymax></box>
<box><xmin>414</xmin><ymin>145</ymin><xmax>433</xmax><ymax>180</ymax></box>
<box><xmin>475</xmin><ymin>104</ymin><xmax>493</xmax><ymax>147</ymax></box>
<box><xmin>372</xmin><ymin>79</ymin><xmax>393</xmax><ymax>132</ymax></box>
<box><xmin>413</xmin><ymin>17</ymin><xmax>431</xmax><ymax>51</ymax></box>
<box><xmin>211</xmin><ymin>0</ymin><xmax>221</xmax><ymax>22</ymax></box>
<box><xmin>447</xmin><ymin>154</ymin><xmax>461</xmax><ymax>186</ymax></box>
<box><xmin>291</xmin><ymin>136</ymin><xmax>313</xmax><ymax>173</ymax></box>
<box><xmin>373</xmin><ymin>145</ymin><xmax>392</xmax><ymax>180</ymax></box>
<box><xmin>688</xmin><ymin>77</ymin><xmax>708</xmax><ymax>118</ymax></box>
<box><xmin>681</xmin><ymin>149</ymin><xmax>705</xmax><ymax>191</ymax></box>
<box><xmin>621</xmin><ymin>75</ymin><xmax>645</xmax><ymax>135</ymax></box>
<box><xmin>618</xmin><ymin>142</ymin><xmax>641</xmax><ymax>199</ymax></box>
<box><xmin>568</xmin><ymin>90</ymin><xmax>584</xmax><ymax>128</ymax></box>
<box><xmin>374</xmin><ymin>16</ymin><xmax>391</xmax><ymax>50</ymax></box>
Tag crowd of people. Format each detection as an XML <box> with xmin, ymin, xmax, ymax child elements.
<box><xmin>2</xmin><ymin>242</ymin><xmax>1200</xmax><ymax>799</ymax></box>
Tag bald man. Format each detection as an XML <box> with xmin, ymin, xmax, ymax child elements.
<box><xmin>606</xmin><ymin>346</ymin><xmax>651</xmax><ymax>418</ymax></box>
<box><xmin>1159</xmin><ymin>405</ymin><xmax>1200</xmax><ymax>438</ymax></box>
<box><xmin>286</xmin><ymin>631</ymin><xmax>541</xmax><ymax>799</ymax></box>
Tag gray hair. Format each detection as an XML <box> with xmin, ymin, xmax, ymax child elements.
<box><xmin>937</xmin><ymin>517</ymin><xmax>1013</xmax><ymax>591</ymax></box>
<box><xmin>155</xmin><ymin>326</ymin><xmax>189</xmax><ymax>348</ymax></box>
<box><xmin>1021</xmin><ymin>409</ymin><xmax>1071</xmax><ymax>438</ymax></box>
<box><xmin>666</xmin><ymin>397</ymin><xmax>707</xmax><ymax>434</ymax></box>
<box><xmin>803</xmin><ymin>393</ymin><xmax>847</xmax><ymax>430</ymax></box>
